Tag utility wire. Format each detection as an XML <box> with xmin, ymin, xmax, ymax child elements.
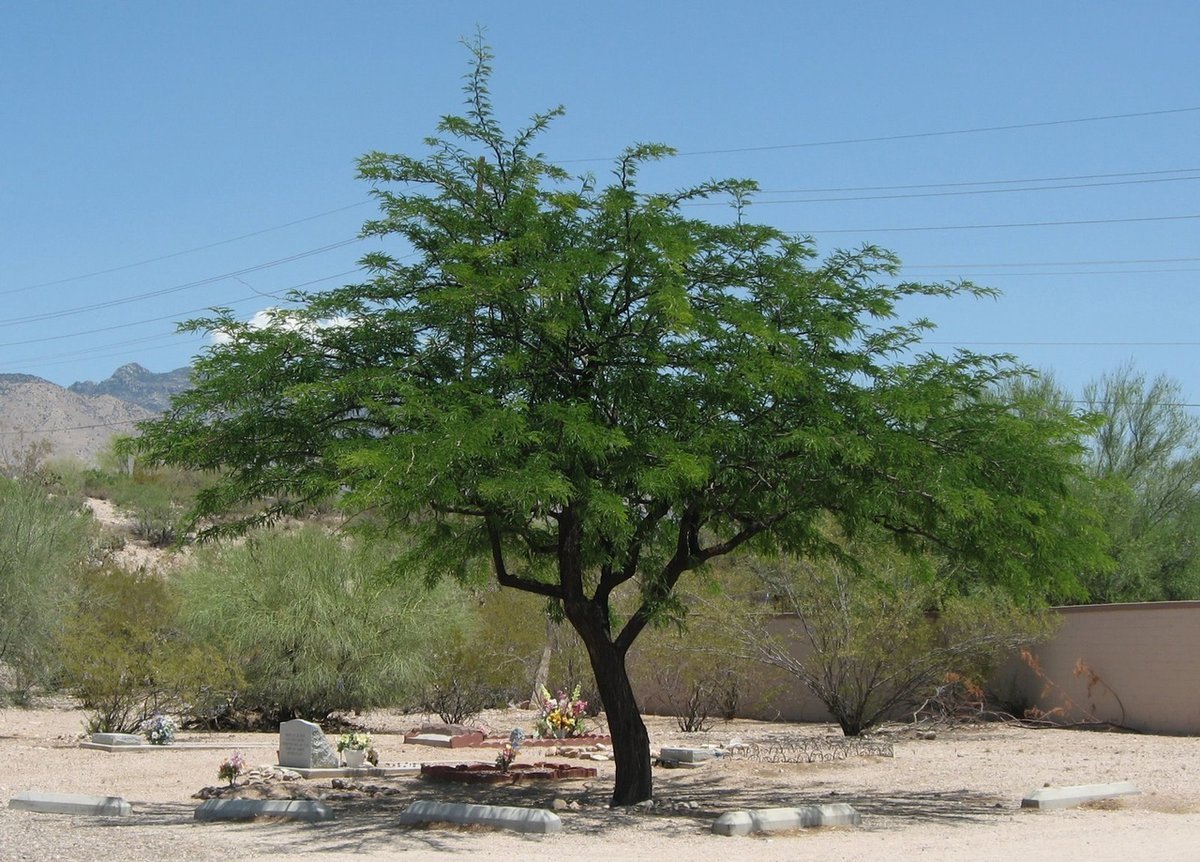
<box><xmin>926</xmin><ymin>340</ymin><xmax>1200</xmax><ymax>347</ymax></box>
<box><xmin>913</xmin><ymin>268</ymin><xmax>1200</xmax><ymax>277</ymax></box>
<box><xmin>562</xmin><ymin>106</ymin><xmax>1200</xmax><ymax>162</ymax></box>
<box><xmin>800</xmin><ymin>213</ymin><xmax>1200</xmax><ymax>234</ymax></box>
<box><xmin>689</xmin><ymin>174</ymin><xmax>1200</xmax><ymax>206</ymax></box>
<box><xmin>0</xmin><ymin>239</ymin><xmax>363</xmax><ymax>327</ymax></box>
<box><xmin>904</xmin><ymin>256</ymin><xmax>1200</xmax><ymax>269</ymax></box>
<box><xmin>754</xmin><ymin>167</ymin><xmax>1200</xmax><ymax>194</ymax></box>
<box><xmin>0</xmin><ymin>271</ymin><xmax>358</xmax><ymax>350</ymax></box>
<box><xmin>3</xmin><ymin>202</ymin><xmax>371</xmax><ymax>295</ymax></box>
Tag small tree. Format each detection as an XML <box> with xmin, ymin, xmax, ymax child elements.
<box><xmin>135</xmin><ymin>40</ymin><xmax>1103</xmax><ymax>803</ymax></box>
<box><xmin>1078</xmin><ymin>365</ymin><xmax>1200</xmax><ymax>602</ymax></box>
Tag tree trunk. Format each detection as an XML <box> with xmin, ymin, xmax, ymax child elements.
<box><xmin>565</xmin><ymin>601</ymin><xmax>652</xmax><ymax>806</ymax></box>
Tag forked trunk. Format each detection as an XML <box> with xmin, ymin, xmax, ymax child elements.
<box><xmin>565</xmin><ymin>601</ymin><xmax>653</xmax><ymax>806</ymax></box>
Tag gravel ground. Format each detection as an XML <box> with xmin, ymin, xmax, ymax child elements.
<box><xmin>2</xmin><ymin>704</ymin><xmax>1199</xmax><ymax>861</ymax></box>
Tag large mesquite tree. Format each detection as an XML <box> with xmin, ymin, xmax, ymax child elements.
<box><xmin>136</xmin><ymin>42</ymin><xmax>1102</xmax><ymax>804</ymax></box>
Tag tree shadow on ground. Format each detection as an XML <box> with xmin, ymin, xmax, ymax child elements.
<box><xmin>78</xmin><ymin>766</ymin><xmax>1015</xmax><ymax>857</ymax></box>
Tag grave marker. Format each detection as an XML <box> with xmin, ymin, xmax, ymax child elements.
<box><xmin>278</xmin><ymin>719</ymin><xmax>339</xmax><ymax>769</ymax></box>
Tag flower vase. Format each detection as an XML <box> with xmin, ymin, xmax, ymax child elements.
<box><xmin>344</xmin><ymin>748</ymin><xmax>367</xmax><ymax>768</ymax></box>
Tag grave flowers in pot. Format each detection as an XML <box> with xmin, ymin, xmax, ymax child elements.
<box><xmin>337</xmin><ymin>732</ymin><xmax>372</xmax><ymax>767</ymax></box>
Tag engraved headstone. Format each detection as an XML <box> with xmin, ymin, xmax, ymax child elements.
<box><xmin>278</xmin><ymin>719</ymin><xmax>338</xmax><ymax>769</ymax></box>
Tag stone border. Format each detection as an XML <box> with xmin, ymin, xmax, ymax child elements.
<box><xmin>1020</xmin><ymin>781</ymin><xmax>1140</xmax><ymax>811</ymax></box>
<box><xmin>80</xmin><ymin>741</ymin><xmax>277</xmax><ymax>753</ymax></box>
<box><xmin>403</xmin><ymin>731</ymin><xmax>486</xmax><ymax>748</ymax></box>
<box><xmin>712</xmin><ymin>803</ymin><xmax>862</xmax><ymax>836</ymax></box>
<box><xmin>419</xmin><ymin>761</ymin><xmax>597</xmax><ymax>784</ymax></box>
<box><xmin>398</xmin><ymin>799</ymin><xmax>562</xmax><ymax>833</ymax></box>
<box><xmin>286</xmin><ymin>763</ymin><xmax>421</xmax><ymax>780</ymax></box>
<box><xmin>194</xmin><ymin>798</ymin><xmax>334</xmax><ymax>822</ymax></box>
<box><xmin>477</xmin><ymin>735</ymin><xmax>613</xmax><ymax>748</ymax></box>
<box><xmin>9</xmin><ymin>791</ymin><xmax>132</xmax><ymax>816</ymax></box>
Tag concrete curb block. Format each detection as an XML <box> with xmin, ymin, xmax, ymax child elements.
<box><xmin>398</xmin><ymin>799</ymin><xmax>563</xmax><ymax>833</ymax></box>
<box><xmin>660</xmin><ymin>747</ymin><xmax>716</xmax><ymax>763</ymax></box>
<box><xmin>1021</xmin><ymin>781</ymin><xmax>1141</xmax><ymax>811</ymax></box>
<box><xmin>194</xmin><ymin>799</ymin><xmax>335</xmax><ymax>822</ymax></box>
<box><xmin>713</xmin><ymin>803</ymin><xmax>861</xmax><ymax>836</ymax></box>
<box><xmin>9</xmin><ymin>791</ymin><xmax>132</xmax><ymax>816</ymax></box>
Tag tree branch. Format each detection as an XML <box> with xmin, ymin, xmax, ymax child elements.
<box><xmin>486</xmin><ymin>515</ymin><xmax>563</xmax><ymax>599</ymax></box>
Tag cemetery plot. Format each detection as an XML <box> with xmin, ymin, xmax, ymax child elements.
<box><xmin>728</xmin><ymin>735</ymin><xmax>894</xmax><ymax>763</ymax></box>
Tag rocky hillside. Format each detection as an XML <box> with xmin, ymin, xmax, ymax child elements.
<box><xmin>0</xmin><ymin>374</ymin><xmax>159</xmax><ymax>467</ymax></box>
<box><xmin>68</xmin><ymin>363</ymin><xmax>191</xmax><ymax>413</ymax></box>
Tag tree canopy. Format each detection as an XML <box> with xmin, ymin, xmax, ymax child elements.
<box><xmin>135</xmin><ymin>39</ymin><xmax>1103</xmax><ymax>804</ymax></box>
<box><xmin>1078</xmin><ymin>365</ymin><xmax>1200</xmax><ymax>602</ymax></box>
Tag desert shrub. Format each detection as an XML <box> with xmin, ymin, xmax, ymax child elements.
<box><xmin>628</xmin><ymin>593</ymin><xmax>747</xmax><ymax>731</ymax></box>
<box><xmin>419</xmin><ymin>652</ymin><xmax>500</xmax><ymax>725</ymax></box>
<box><xmin>0</xmin><ymin>476</ymin><xmax>92</xmax><ymax>702</ymax></box>
<box><xmin>84</xmin><ymin>442</ymin><xmax>216</xmax><ymax>546</ymax></box>
<box><xmin>174</xmin><ymin>525</ymin><xmax>472</xmax><ymax>723</ymax></box>
<box><xmin>56</xmin><ymin>565</ymin><xmax>238</xmax><ymax>732</ymax></box>
<box><xmin>725</xmin><ymin>543</ymin><xmax>1053</xmax><ymax>736</ymax></box>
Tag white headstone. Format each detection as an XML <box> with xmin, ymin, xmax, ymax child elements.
<box><xmin>278</xmin><ymin>719</ymin><xmax>339</xmax><ymax>769</ymax></box>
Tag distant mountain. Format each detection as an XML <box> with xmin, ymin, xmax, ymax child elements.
<box><xmin>68</xmin><ymin>363</ymin><xmax>191</xmax><ymax>413</ymax></box>
<box><xmin>0</xmin><ymin>374</ymin><xmax>156</xmax><ymax>467</ymax></box>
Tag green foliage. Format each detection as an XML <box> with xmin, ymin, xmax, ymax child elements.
<box><xmin>56</xmin><ymin>565</ymin><xmax>236</xmax><ymax>733</ymax></box>
<box><xmin>133</xmin><ymin>40</ymin><xmax>1104</xmax><ymax>803</ymax></box>
<box><xmin>723</xmin><ymin>537</ymin><xmax>1054</xmax><ymax>736</ymax></box>
<box><xmin>174</xmin><ymin>525</ymin><xmax>471</xmax><ymax>722</ymax></box>
<box><xmin>0</xmin><ymin>476</ymin><xmax>92</xmax><ymax>702</ymax></box>
<box><xmin>1077</xmin><ymin>365</ymin><xmax>1200</xmax><ymax>602</ymax></box>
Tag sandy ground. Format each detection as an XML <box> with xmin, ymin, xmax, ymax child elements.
<box><xmin>2</xmin><ymin>704</ymin><xmax>1199</xmax><ymax>861</ymax></box>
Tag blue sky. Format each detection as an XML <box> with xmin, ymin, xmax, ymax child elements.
<box><xmin>2</xmin><ymin>1</ymin><xmax>1198</xmax><ymax>409</ymax></box>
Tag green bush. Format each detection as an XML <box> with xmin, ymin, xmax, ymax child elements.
<box><xmin>174</xmin><ymin>525</ymin><xmax>472</xmax><ymax>723</ymax></box>
<box><xmin>0</xmin><ymin>476</ymin><xmax>92</xmax><ymax>702</ymax></box>
<box><xmin>56</xmin><ymin>565</ymin><xmax>238</xmax><ymax>732</ymax></box>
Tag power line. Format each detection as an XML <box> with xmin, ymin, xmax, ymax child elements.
<box><xmin>0</xmin><ymin>239</ymin><xmax>364</xmax><ymax>327</ymax></box>
<box><xmin>0</xmin><ymin>418</ymin><xmax>145</xmax><ymax>436</ymax></box>
<box><xmin>914</xmin><ymin>268</ymin><xmax>1200</xmax><ymax>278</ymax></box>
<box><xmin>926</xmin><ymin>340</ymin><xmax>1200</xmax><ymax>347</ymax></box>
<box><xmin>692</xmin><ymin>174</ymin><xmax>1200</xmax><ymax>207</ymax></box>
<box><xmin>754</xmin><ymin>167</ymin><xmax>1200</xmax><ymax>194</ymax></box>
<box><xmin>0</xmin><ymin>271</ymin><xmax>357</xmax><ymax>350</ymax></box>
<box><xmin>904</xmin><ymin>256</ymin><xmax>1200</xmax><ymax>269</ymax></box>
<box><xmin>562</xmin><ymin>106</ymin><xmax>1200</xmax><ymax>162</ymax></box>
<box><xmin>4</xmin><ymin>202</ymin><xmax>371</xmax><ymax>295</ymax></box>
<box><xmin>8</xmin><ymin>337</ymin><xmax>206</xmax><ymax>373</ymax></box>
<box><xmin>800</xmin><ymin>213</ymin><xmax>1200</xmax><ymax>234</ymax></box>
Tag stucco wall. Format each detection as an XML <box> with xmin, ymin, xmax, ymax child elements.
<box><xmin>635</xmin><ymin>602</ymin><xmax>1200</xmax><ymax>734</ymax></box>
<box><xmin>998</xmin><ymin>602</ymin><xmax>1200</xmax><ymax>735</ymax></box>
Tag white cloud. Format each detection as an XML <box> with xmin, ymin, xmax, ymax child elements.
<box><xmin>210</xmin><ymin>307</ymin><xmax>350</xmax><ymax>346</ymax></box>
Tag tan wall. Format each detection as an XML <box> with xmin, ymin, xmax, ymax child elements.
<box><xmin>634</xmin><ymin>603</ymin><xmax>1200</xmax><ymax>735</ymax></box>
<box><xmin>997</xmin><ymin>602</ymin><xmax>1200</xmax><ymax>735</ymax></box>
<box><xmin>632</xmin><ymin>616</ymin><xmax>840</xmax><ymax>726</ymax></box>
